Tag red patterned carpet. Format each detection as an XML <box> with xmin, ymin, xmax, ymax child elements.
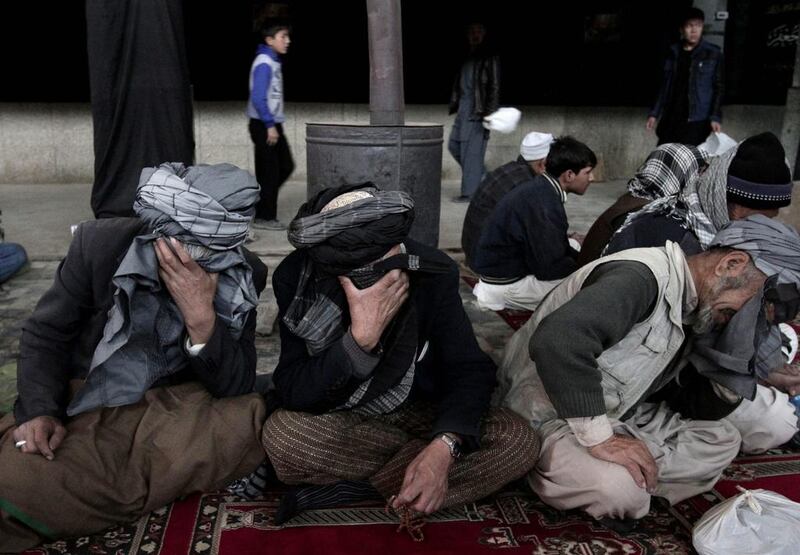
<box><xmin>20</xmin><ymin>276</ymin><xmax>800</xmax><ymax>554</ymax></box>
<box><xmin>22</xmin><ymin>452</ymin><xmax>800</xmax><ymax>555</ymax></box>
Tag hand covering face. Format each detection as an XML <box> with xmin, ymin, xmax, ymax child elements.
<box><xmin>282</xmin><ymin>183</ymin><xmax>450</xmax><ymax>413</ymax></box>
<box><xmin>67</xmin><ymin>162</ymin><xmax>260</xmax><ymax>416</ymax></box>
<box><xmin>688</xmin><ymin>215</ymin><xmax>800</xmax><ymax>399</ymax></box>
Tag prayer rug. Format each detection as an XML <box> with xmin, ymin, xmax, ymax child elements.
<box><xmin>23</xmin><ymin>453</ymin><xmax>800</xmax><ymax>555</ymax></box>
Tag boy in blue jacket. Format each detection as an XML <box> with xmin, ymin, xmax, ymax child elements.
<box><xmin>247</xmin><ymin>21</ymin><xmax>295</xmax><ymax>230</ymax></box>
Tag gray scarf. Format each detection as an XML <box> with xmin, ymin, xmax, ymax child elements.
<box><xmin>690</xmin><ymin>215</ymin><xmax>800</xmax><ymax>397</ymax></box>
<box><xmin>67</xmin><ymin>163</ymin><xmax>260</xmax><ymax>415</ymax></box>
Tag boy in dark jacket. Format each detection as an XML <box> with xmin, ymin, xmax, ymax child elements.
<box><xmin>471</xmin><ymin>137</ymin><xmax>596</xmax><ymax>311</ymax></box>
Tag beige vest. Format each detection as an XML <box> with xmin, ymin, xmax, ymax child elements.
<box><xmin>496</xmin><ymin>242</ymin><xmax>695</xmax><ymax>428</ymax></box>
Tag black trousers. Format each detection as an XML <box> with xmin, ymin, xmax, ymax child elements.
<box><xmin>248</xmin><ymin>119</ymin><xmax>295</xmax><ymax>220</ymax></box>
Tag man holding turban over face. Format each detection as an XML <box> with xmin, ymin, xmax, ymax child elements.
<box><xmin>262</xmin><ymin>183</ymin><xmax>539</xmax><ymax>524</ymax></box>
<box><xmin>0</xmin><ymin>162</ymin><xmax>269</xmax><ymax>550</ymax></box>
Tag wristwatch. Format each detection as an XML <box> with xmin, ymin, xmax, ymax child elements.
<box><xmin>437</xmin><ymin>432</ymin><xmax>462</xmax><ymax>459</ymax></box>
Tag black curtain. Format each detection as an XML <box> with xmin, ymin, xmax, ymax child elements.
<box><xmin>86</xmin><ymin>0</ymin><xmax>195</xmax><ymax>218</ymax></box>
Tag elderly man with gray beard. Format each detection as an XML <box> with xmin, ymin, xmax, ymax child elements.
<box><xmin>496</xmin><ymin>215</ymin><xmax>800</xmax><ymax>522</ymax></box>
<box><xmin>0</xmin><ymin>162</ymin><xmax>269</xmax><ymax>550</ymax></box>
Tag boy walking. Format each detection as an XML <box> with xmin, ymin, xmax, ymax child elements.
<box><xmin>248</xmin><ymin>22</ymin><xmax>295</xmax><ymax>230</ymax></box>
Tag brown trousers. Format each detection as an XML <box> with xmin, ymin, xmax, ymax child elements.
<box><xmin>262</xmin><ymin>405</ymin><xmax>540</xmax><ymax>508</ymax></box>
<box><xmin>0</xmin><ymin>382</ymin><xmax>266</xmax><ymax>552</ymax></box>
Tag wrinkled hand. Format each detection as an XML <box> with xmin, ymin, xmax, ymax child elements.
<box><xmin>339</xmin><ymin>270</ymin><xmax>409</xmax><ymax>352</ymax></box>
<box><xmin>710</xmin><ymin>121</ymin><xmax>722</xmax><ymax>133</ymax></box>
<box><xmin>645</xmin><ymin>116</ymin><xmax>657</xmax><ymax>131</ymax></box>
<box><xmin>392</xmin><ymin>439</ymin><xmax>453</xmax><ymax>514</ymax></box>
<box><xmin>12</xmin><ymin>416</ymin><xmax>66</xmax><ymax>460</ymax></box>
<box><xmin>588</xmin><ymin>434</ymin><xmax>658</xmax><ymax>492</ymax></box>
<box><xmin>764</xmin><ymin>364</ymin><xmax>800</xmax><ymax>396</ymax></box>
<box><xmin>267</xmin><ymin>126</ymin><xmax>280</xmax><ymax>146</ymax></box>
<box><xmin>154</xmin><ymin>238</ymin><xmax>219</xmax><ymax>344</ymax></box>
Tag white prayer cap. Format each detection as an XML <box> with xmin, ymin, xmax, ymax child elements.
<box><xmin>482</xmin><ymin>107</ymin><xmax>521</xmax><ymax>134</ymax></box>
<box><xmin>520</xmin><ymin>131</ymin><xmax>554</xmax><ymax>161</ymax></box>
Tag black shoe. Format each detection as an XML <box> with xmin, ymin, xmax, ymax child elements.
<box><xmin>274</xmin><ymin>491</ymin><xmax>299</xmax><ymax>525</ymax></box>
<box><xmin>452</xmin><ymin>195</ymin><xmax>471</xmax><ymax>203</ymax></box>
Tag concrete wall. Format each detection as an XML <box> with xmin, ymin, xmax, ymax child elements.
<box><xmin>0</xmin><ymin>101</ymin><xmax>786</xmax><ymax>184</ymax></box>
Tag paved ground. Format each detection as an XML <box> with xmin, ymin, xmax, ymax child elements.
<box><xmin>0</xmin><ymin>178</ymin><xmax>627</xmax><ymax>414</ymax></box>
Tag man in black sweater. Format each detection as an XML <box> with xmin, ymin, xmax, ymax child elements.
<box><xmin>471</xmin><ymin>136</ymin><xmax>596</xmax><ymax>311</ymax></box>
<box><xmin>262</xmin><ymin>183</ymin><xmax>539</xmax><ymax>523</ymax></box>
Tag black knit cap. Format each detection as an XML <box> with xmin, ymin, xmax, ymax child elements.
<box><xmin>727</xmin><ymin>132</ymin><xmax>793</xmax><ymax>209</ymax></box>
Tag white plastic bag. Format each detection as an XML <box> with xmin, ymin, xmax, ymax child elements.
<box><xmin>482</xmin><ymin>107</ymin><xmax>521</xmax><ymax>133</ymax></box>
<box><xmin>698</xmin><ymin>132</ymin><xmax>737</xmax><ymax>157</ymax></box>
<box><xmin>693</xmin><ymin>487</ymin><xmax>800</xmax><ymax>555</ymax></box>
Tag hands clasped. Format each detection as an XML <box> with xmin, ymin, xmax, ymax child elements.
<box><xmin>765</xmin><ymin>364</ymin><xmax>800</xmax><ymax>397</ymax></box>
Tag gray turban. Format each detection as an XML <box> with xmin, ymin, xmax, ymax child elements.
<box><xmin>135</xmin><ymin>162</ymin><xmax>260</xmax><ymax>249</ymax></box>
<box><xmin>709</xmin><ymin>214</ymin><xmax>800</xmax><ymax>288</ymax></box>
<box><xmin>67</xmin><ymin>162</ymin><xmax>260</xmax><ymax>416</ymax></box>
<box><xmin>689</xmin><ymin>215</ymin><xmax>800</xmax><ymax>399</ymax></box>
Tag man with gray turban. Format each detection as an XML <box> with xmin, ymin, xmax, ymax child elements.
<box><xmin>0</xmin><ymin>162</ymin><xmax>269</xmax><ymax>550</ymax></box>
<box><xmin>602</xmin><ymin>131</ymin><xmax>800</xmax><ymax>438</ymax></box>
<box><xmin>496</xmin><ymin>214</ymin><xmax>800</xmax><ymax>522</ymax></box>
<box><xmin>261</xmin><ymin>183</ymin><xmax>539</xmax><ymax>525</ymax></box>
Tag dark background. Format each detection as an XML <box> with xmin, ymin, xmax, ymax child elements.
<box><xmin>1</xmin><ymin>0</ymin><xmax>798</xmax><ymax>105</ymax></box>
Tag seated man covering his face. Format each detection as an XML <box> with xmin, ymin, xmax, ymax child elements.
<box><xmin>603</xmin><ymin>132</ymin><xmax>800</xmax><ymax>449</ymax></box>
<box><xmin>497</xmin><ymin>215</ymin><xmax>800</xmax><ymax>521</ymax></box>
<box><xmin>263</xmin><ymin>183</ymin><xmax>539</xmax><ymax>523</ymax></box>
<box><xmin>0</xmin><ymin>162</ymin><xmax>269</xmax><ymax>551</ymax></box>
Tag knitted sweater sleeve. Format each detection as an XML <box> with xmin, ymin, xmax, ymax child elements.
<box><xmin>530</xmin><ymin>261</ymin><xmax>659</xmax><ymax>419</ymax></box>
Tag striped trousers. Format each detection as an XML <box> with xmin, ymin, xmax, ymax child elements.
<box><xmin>263</xmin><ymin>404</ymin><xmax>540</xmax><ymax>508</ymax></box>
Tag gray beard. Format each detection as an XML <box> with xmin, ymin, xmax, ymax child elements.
<box><xmin>182</xmin><ymin>241</ymin><xmax>214</xmax><ymax>260</ymax></box>
<box><xmin>692</xmin><ymin>303</ymin><xmax>716</xmax><ymax>335</ymax></box>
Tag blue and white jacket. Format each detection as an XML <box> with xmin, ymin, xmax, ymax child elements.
<box><xmin>247</xmin><ymin>44</ymin><xmax>284</xmax><ymax>126</ymax></box>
